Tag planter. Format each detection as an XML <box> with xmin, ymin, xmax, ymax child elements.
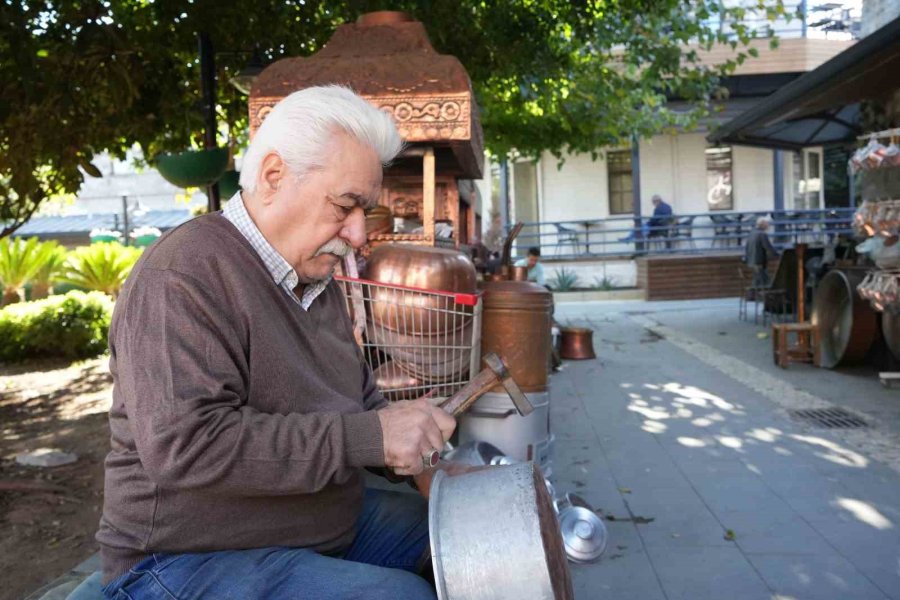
<box><xmin>155</xmin><ymin>148</ymin><xmax>228</xmax><ymax>188</ymax></box>
<box><xmin>133</xmin><ymin>234</ymin><xmax>159</xmax><ymax>248</ymax></box>
<box><xmin>90</xmin><ymin>234</ymin><xmax>121</xmax><ymax>244</ymax></box>
<box><xmin>218</xmin><ymin>169</ymin><xmax>241</xmax><ymax>199</ymax></box>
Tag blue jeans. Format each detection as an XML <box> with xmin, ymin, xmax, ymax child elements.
<box><xmin>102</xmin><ymin>489</ymin><xmax>435</xmax><ymax>599</ymax></box>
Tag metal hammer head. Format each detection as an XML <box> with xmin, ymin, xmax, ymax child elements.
<box><xmin>482</xmin><ymin>353</ymin><xmax>534</xmax><ymax>416</ymax></box>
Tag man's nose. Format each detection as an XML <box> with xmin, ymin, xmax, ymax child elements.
<box><xmin>341</xmin><ymin>208</ymin><xmax>367</xmax><ymax>249</ymax></box>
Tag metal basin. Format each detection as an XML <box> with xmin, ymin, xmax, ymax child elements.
<box><xmin>429</xmin><ymin>463</ymin><xmax>574</xmax><ymax>600</ymax></box>
<box><xmin>812</xmin><ymin>269</ymin><xmax>877</xmax><ymax>368</ymax></box>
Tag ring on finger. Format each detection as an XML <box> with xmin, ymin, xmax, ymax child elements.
<box><xmin>421</xmin><ymin>449</ymin><xmax>440</xmax><ymax>469</ymax></box>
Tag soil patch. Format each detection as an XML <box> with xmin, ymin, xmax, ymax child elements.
<box><xmin>0</xmin><ymin>357</ymin><xmax>112</xmax><ymax>600</ymax></box>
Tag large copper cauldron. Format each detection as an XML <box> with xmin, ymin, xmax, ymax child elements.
<box><xmin>812</xmin><ymin>268</ymin><xmax>878</xmax><ymax>368</ymax></box>
<box><xmin>481</xmin><ymin>280</ymin><xmax>553</xmax><ymax>393</ymax></box>
<box><xmin>366</xmin><ymin>244</ymin><xmax>477</xmax><ymax>335</ymax></box>
<box><xmin>365</xmin><ymin>244</ymin><xmax>478</xmax><ymax>383</ymax></box>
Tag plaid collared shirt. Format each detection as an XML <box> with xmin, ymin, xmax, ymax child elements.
<box><xmin>222</xmin><ymin>192</ymin><xmax>329</xmax><ymax>311</ymax></box>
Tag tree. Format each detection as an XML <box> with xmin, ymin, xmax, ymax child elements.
<box><xmin>1</xmin><ymin>0</ymin><xmax>784</xmax><ymax>237</ymax></box>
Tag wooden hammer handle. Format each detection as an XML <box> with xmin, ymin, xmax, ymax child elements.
<box><xmin>438</xmin><ymin>366</ymin><xmax>502</xmax><ymax>416</ymax></box>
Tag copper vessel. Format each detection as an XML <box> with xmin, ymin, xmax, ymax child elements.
<box><xmin>511</xmin><ymin>265</ymin><xmax>529</xmax><ymax>281</ymax></box>
<box><xmin>481</xmin><ymin>280</ymin><xmax>553</xmax><ymax>392</ymax></box>
<box><xmin>365</xmin><ymin>244</ymin><xmax>477</xmax><ymax>335</ymax></box>
<box><xmin>812</xmin><ymin>268</ymin><xmax>877</xmax><ymax>368</ymax></box>
<box><xmin>559</xmin><ymin>327</ymin><xmax>596</xmax><ymax>360</ymax></box>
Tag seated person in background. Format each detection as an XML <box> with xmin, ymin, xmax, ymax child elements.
<box><xmin>647</xmin><ymin>194</ymin><xmax>674</xmax><ymax>247</ymax></box>
<box><xmin>515</xmin><ymin>246</ymin><xmax>546</xmax><ymax>286</ymax></box>
<box><xmin>744</xmin><ymin>216</ymin><xmax>779</xmax><ymax>287</ymax></box>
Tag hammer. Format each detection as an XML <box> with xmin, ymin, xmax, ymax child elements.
<box><xmin>435</xmin><ymin>353</ymin><xmax>533</xmax><ymax>418</ymax></box>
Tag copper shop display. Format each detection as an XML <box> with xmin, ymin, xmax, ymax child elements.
<box><xmin>559</xmin><ymin>328</ymin><xmax>596</xmax><ymax>360</ymax></box>
<box><xmin>250</xmin><ymin>11</ymin><xmax>485</xmax><ymax>250</ymax></box>
<box><xmin>811</xmin><ymin>268</ymin><xmax>878</xmax><ymax>368</ymax></box>
<box><xmin>480</xmin><ymin>280</ymin><xmax>553</xmax><ymax>392</ymax></box>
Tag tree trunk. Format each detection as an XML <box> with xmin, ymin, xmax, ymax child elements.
<box><xmin>1</xmin><ymin>288</ymin><xmax>22</xmax><ymax>306</ymax></box>
<box><xmin>30</xmin><ymin>282</ymin><xmax>52</xmax><ymax>300</ymax></box>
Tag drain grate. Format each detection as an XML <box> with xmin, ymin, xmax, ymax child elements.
<box><xmin>790</xmin><ymin>408</ymin><xmax>869</xmax><ymax>429</ymax></box>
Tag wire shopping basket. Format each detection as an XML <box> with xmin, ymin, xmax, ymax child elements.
<box><xmin>334</xmin><ymin>275</ymin><xmax>482</xmax><ymax>402</ymax></box>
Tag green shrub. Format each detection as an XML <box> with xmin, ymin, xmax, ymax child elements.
<box><xmin>0</xmin><ymin>237</ymin><xmax>60</xmax><ymax>305</ymax></box>
<box><xmin>593</xmin><ymin>275</ymin><xmax>617</xmax><ymax>291</ymax></box>
<box><xmin>550</xmin><ymin>267</ymin><xmax>580</xmax><ymax>291</ymax></box>
<box><xmin>59</xmin><ymin>243</ymin><xmax>142</xmax><ymax>298</ymax></box>
<box><xmin>0</xmin><ymin>291</ymin><xmax>114</xmax><ymax>362</ymax></box>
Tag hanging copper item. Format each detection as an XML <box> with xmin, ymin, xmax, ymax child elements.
<box><xmin>480</xmin><ymin>280</ymin><xmax>553</xmax><ymax>392</ymax></box>
<box><xmin>559</xmin><ymin>327</ymin><xmax>596</xmax><ymax>360</ymax></box>
<box><xmin>249</xmin><ymin>11</ymin><xmax>484</xmax><ymax>248</ymax></box>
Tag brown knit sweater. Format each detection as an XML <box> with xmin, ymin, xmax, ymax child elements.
<box><xmin>96</xmin><ymin>214</ymin><xmax>387</xmax><ymax>583</ymax></box>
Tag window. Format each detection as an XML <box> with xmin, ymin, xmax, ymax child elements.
<box><xmin>792</xmin><ymin>148</ymin><xmax>823</xmax><ymax>210</ymax></box>
<box><xmin>705</xmin><ymin>146</ymin><xmax>733</xmax><ymax>210</ymax></box>
<box><xmin>607</xmin><ymin>150</ymin><xmax>633</xmax><ymax>215</ymax></box>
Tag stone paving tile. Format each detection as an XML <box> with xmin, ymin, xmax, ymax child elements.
<box><xmin>646</xmin><ymin>545</ymin><xmax>773</xmax><ymax>600</ymax></box>
<box><xmin>746</xmin><ymin>553</ymin><xmax>892</xmax><ymax>600</ymax></box>
<box><xmin>716</xmin><ymin>509</ymin><xmax>835</xmax><ymax>555</ymax></box>
<box><xmin>571</xmin><ymin>546</ymin><xmax>667</xmax><ymax>600</ymax></box>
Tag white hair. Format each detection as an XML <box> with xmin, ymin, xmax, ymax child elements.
<box><xmin>756</xmin><ymin>216</ymin><xmax>770</xmax><ymax>229</ymax></box>
<box><xmin>239</xmin><ymin>85</ymin><xmax>403</xmax><ymax>193</ymax></box>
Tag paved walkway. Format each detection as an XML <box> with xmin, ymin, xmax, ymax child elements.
<box><xmin>554</xmin><ymin>298</ymin><xmax>900</xmax><ymax>600</ymax></box>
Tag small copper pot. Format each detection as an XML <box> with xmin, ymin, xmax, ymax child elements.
<box><xmin>511</xmin><ymin>266</ymin><xmax>529</xmax><ymax>281</ymax></box>
<box><xmin>560</xmin><ymin>327</ymin><xmax>596</xmax><ymax>360</ymax></box>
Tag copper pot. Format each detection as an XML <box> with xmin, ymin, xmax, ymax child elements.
<box><xmin>365</xmin><ymin>244</ymin><xmax>477</xmax><ymax>335</ymax></box>
<box><xmin>481</xmin><ymin>280</ymin><xmax>553</xmax><ymax>392</ymax></box>
<box><xmin>812</xmin><ymin>268</ymin><xmax>877</xmax><ymax>368</ymax></box>
<box><xmin>511</xmin><ymin>265</ymin><xmax>528</xmax><ymax>281</ymax></box>
<box><xmin>367</xmin><ymin>320</ymin><xmax>474</xmax><ymax>383</ymax></box>
<box><xmin>559</xmin><ymin>327</ymin><xmax>596</xmax><ymax>360</ymax></box>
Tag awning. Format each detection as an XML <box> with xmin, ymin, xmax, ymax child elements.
<box><xmin>708</xmin><ymin>15</ymin><xmax>900</xmax><ymax>150</ymax></box>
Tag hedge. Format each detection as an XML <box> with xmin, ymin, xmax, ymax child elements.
<box><xmin>0</xmin><ymin>291</ymin><xmax>114</xmax><ymax>362</ymax></box>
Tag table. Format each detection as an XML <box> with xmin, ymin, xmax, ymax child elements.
<box><xmin>579</xmin><ymin>221</ymin><xmax>602</xmax><ymax>254</ymax></box>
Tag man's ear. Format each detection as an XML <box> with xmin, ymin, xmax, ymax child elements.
<box><xmin>258</xmin><ymin>152</ymin><xmax>286</xmax><ymax>205</ymax></box>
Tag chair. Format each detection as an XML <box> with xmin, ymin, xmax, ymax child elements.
<box><xmin>647</xmin><ymin>217</ymin><xmax>676</xmax><ymax>252</ymax></box>
<box><xmin>553</xmin><ymin>223</ymin><xmax>582</xmax><ymax>256</ymax></box>
<box><xmin>737</xmin><ymin>264</ymin><xmax>787</xmax><ymax>325</ymax></box>
<box><xmin>672</xmin><ymin>216</ymin><xmax>696</xmax><ymax>250</ymax></box>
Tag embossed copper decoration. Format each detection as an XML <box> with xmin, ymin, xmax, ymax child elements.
<box><xmin>559</xmin><ymin>328</ymin><xmax>596</xmax><ymax>360</ymax></box>
<box><xmin>249</xmin><ymin>11</ymin><xmax>484</xmax><ymax>248</ymax></box>
<box><xmin>249</xmin><ymin>11</ymin><xmax>483</xmax><ymax>179</ymax></box>
<box><xmin>480</xmin><ymin>280</ymin><xmax>553</xmax><ymax>392</ymax></box>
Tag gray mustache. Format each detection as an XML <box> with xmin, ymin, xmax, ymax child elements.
<box><xmin>314</xmin><ymin>238</ymin><xmax>352</xmax><ymax>258</ymax></box>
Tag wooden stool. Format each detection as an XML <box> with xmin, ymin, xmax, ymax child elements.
<box><xmin>772</xmin><ymin>322</ymin><xmax>820</xmax><ymax>369</ymax></box>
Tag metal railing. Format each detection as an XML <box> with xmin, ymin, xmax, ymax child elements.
<box><xmin>507</xmin><ymin>208</ymin><xmax>855</xmax><ymax>261</ymax></box>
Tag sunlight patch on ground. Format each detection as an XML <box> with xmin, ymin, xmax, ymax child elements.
<box><xmin>790</xmin><ymin>434</ymin><xmax>868</xmax><ymax>468</ymax></box>
<box><xmin>628</xmin><ymin>404</ymin><xmax>670</xmax><ymax>420</ymax></box>
<box><xmin>834</xmin><ymin>497</ymin><xmax>894</xmax><ymax>530</ymax></box>
<box><xmin>716</xmin><ymin>435</ymin><xmax>743</xmax><ymax>449</ymax></box>
<box><xmin>642</xmin><ymin>420</ymin><xmax>667</xmax><ymax>434</ymax></box>
<box><xmin>677</xmin><ymin>436</ymin><xmax>707</xmax><ymax>447</ymax></box>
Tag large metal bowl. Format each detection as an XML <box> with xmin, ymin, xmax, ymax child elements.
<box><xmin>365</xmin><ymin>244</ymin><xmax>477</xmax><ymax>335</ymax></box>
<box><xmin>429</xmin><ymin>462</ymin><xmax>573</xmax><ymax>600</ymax></box>
<box><xmin>812</xmin><ymin>269</ymin><xmax>877</xmax><ymax>368</ymax></box>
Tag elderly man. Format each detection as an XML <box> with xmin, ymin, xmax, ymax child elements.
<box><xmin>96</xmin><ymin>86</ymin><xmax>458</xmax><ymax>599</ymax></box>
<box><xmin>745</xmin><ymin>216</ymin><xmax>779</xmax><ymax>287</ymax></box>
<box><xmin>647</xmin><ymin>194</ymin><xmax>674</xmax><ymax>249</ymax></box>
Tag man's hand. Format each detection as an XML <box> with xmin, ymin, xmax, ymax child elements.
<box><xmin>377</xmin><ymin>398</ymin><xmax>456</xmax><ymax>476</ymax></box>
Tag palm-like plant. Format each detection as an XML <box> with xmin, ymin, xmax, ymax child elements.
<box><xmin>59</xmin><ymin>243</ymin><xmax>143</xmax><ymax>298</ymax></box>
<box><xmin>30</xmin><ymin>241</ymin><xmax>68</xmax><ymax>300</ymax></box>
<box><xmin>0</xmin><ymin>237</ymin><xmax>58</xmax><ymax>305</ymax></box>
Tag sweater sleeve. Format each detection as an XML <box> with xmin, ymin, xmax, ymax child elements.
<box><xmin>114</xmin><ymin>268</ymin><xmax>385</xmax><ymax>496</ymax></box>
